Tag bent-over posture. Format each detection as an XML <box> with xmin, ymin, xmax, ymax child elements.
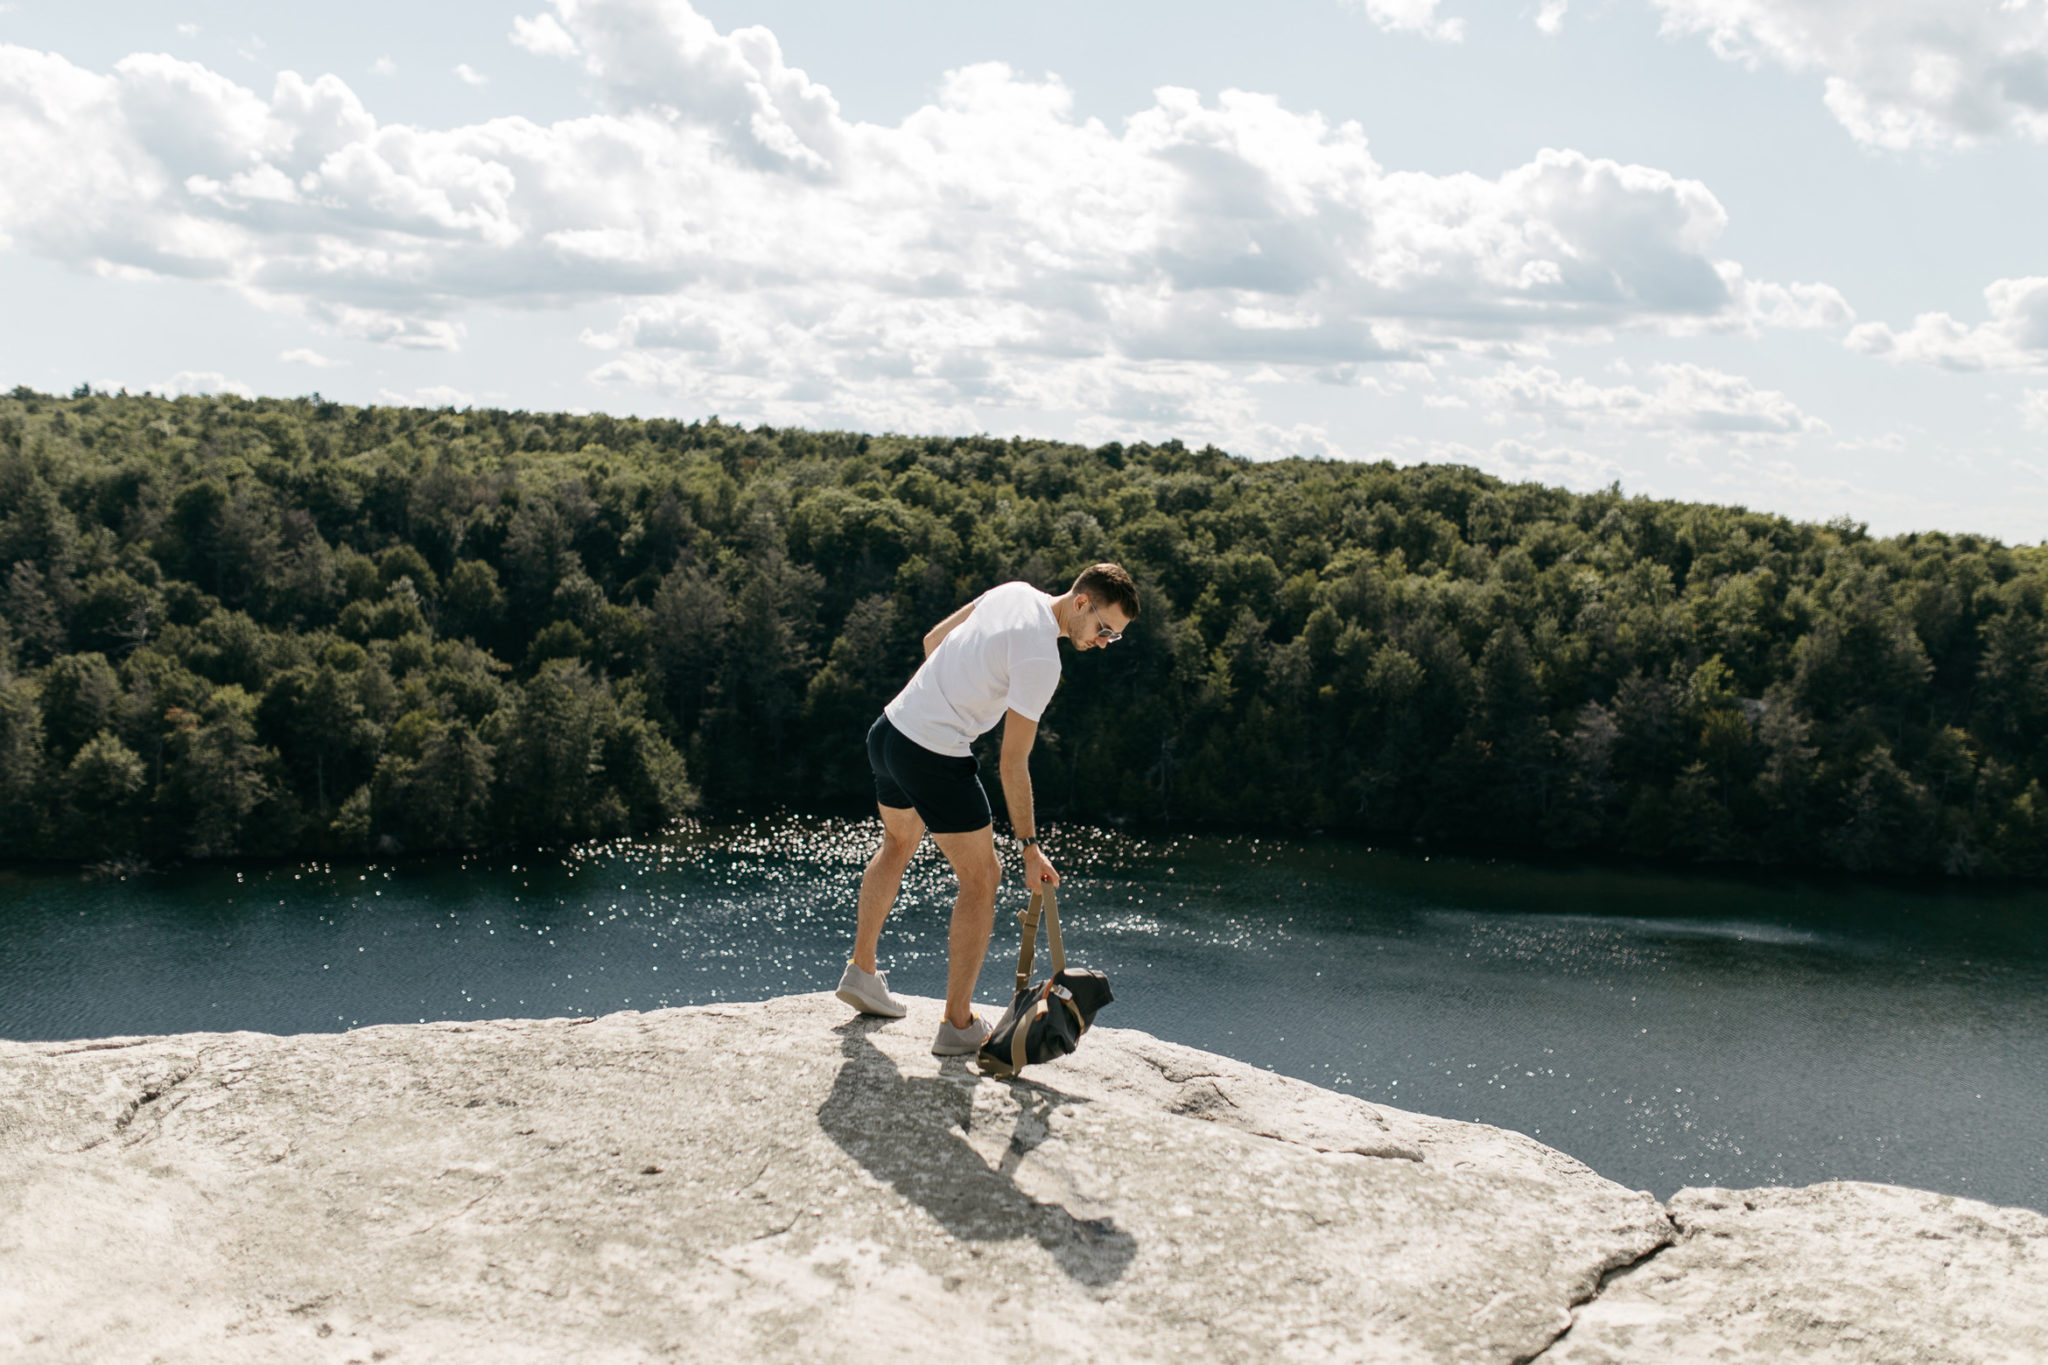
<box><xmin>836</xmin><ymin>562</ymin><xmax>1139</xmax><ymax>1054</ymax></box>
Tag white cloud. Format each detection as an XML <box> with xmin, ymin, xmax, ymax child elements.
<box><xmin>453</xmin><ymin>63</ymin><xmax>488</xmax><ymax>87</ymax></box>
<box><xmin>280</xmin><ymin>347</ymin><xmax>342</xmax><ymax>367</ymax></box>
<box><xmin>1477</xmin><ymin>360</ymin><xmax>1826</xmax><ymax>437</ymax></box>
<box><xmin>510</xmin><ymin>13</ymin><xmax>579</xmax><ymax>58</ymax></box>
<box><xmin>1736</xmin><ymin>277</ymin><xmax>1853</xmax><ymax>331</ymax></box>
<box><xmin>0</xmin><ymin>0</ymin><xmax>1846</xmax><ymax>455</ymax></box>
<box><xmin>1535</xmin><ymin>1</ymin><xmax>1569</xmax><ymax>37</ymax></box>
<box><xmin>371</xmin><ymin>56</ymin><xmax>396</xmax><ymax>79</ymax></box>
<box><xmin>515</xmin><ymin>0</ymin><xmax>847</xmax><ymax>172</ymax></box>
<box><xmin>176</xmin><ymin>23</ymin><xmax>199</xmax><ymax>39</ymax></box>
<box><xmin>1346</xmin><ymin>0</ymin><xmax>1466</xmax><ymax>42</ymax></box>
<box><xmin>317</xmin><ymin>306</ymin><xmax>466</xmax><ymax>352</ymax></box>
<box><xmin>160</xmin><ymin>369</ymin><xmax>253</xmax><ymax>398</ymax></box>
<box><xmin>1395</xmin><ymin>434</ymin><xmax>1623</xmax><ymax>491</ymax></box>
<box><xmin>1482</xmin><ymin>437</ymin><xmax>1623</xmax><ymax>490</ymax></box>
<box><xmin>1847</xmin><ymin>276</ymin><xmax>2048</xmax><ymax>371</ymax></box>
<box><xmin>2021</xmin><ymin>389</ymin><xmax>2048</xmax><ymax>431</ymax></box>
<box><xmin>1833</xmin><ymin>430</ymin><xmax>1908</xmax><ymax>454</ymax></box>
<box><xmin>377</xmin><ymin>384</ymin><xmax>488</xmax><ymax>409</ymax></box>
<box><xmin>1652</xmin><ymin>0</ymin><xmax>2048</xmax><ymax>150</ymax></box>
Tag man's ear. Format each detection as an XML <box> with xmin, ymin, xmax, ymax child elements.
<box><xmin>1072</xmin><ymin>591</ymin><xmax>1091</xmax><ymax>612</ymax></box>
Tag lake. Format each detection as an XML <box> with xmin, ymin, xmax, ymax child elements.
<box><xmin>3</xmin><ymin>817</ymin><xmax>2044</xmax><ymax>1212</ymax></box>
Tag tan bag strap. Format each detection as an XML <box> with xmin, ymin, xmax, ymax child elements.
<box><xmin>1014</xmin><ymin>885</ymin><xmax>1066</xmax><ymax>995</ymax></box>
<box><xmin>1058</xmin><ymin>988</ymin><xmax>1086</xmax><ymax>1033</ymax></box>
<box><xmin>1011</xmin><ymin>999</ymin><xmax>1038</xmax><ymax>1075</ymax></box>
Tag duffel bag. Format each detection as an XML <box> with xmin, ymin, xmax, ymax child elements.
<box><xmin>977</xmin><ymin>884</ymin><xmax>1112</xmax><ymax>1078</ymax></box>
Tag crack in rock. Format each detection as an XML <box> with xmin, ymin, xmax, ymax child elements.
<box><xmin>48</xmin><ymin>1039</ymin><xmax>155</xmax><ymax>1055</ymax></box>
<box><xmin>100</xmin><ymin>1062</ymin><xmax>202</xmax><ymax>1146</ymax></box>
<box><xmin>1512</xmin><ymin>1209</ymin><xmax>1683</xmax><ymax>1364</ymax></box>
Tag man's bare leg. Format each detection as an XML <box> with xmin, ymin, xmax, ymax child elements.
<box><xmin>852</xmin><ymin>803</ymin><xmax>925</xmax><ymax>974</ymax></box>
<box><xmin>930</xmin><ymin>825</ymin><xmax>1001</xmax><ymax>1029</ymax></box>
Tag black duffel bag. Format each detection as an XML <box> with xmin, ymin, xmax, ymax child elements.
<box><xmin>978</xmin><ymin>885</ymin><xmax>1112</xmax><ymax>1078</ymax></box>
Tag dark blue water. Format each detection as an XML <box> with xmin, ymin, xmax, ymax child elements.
<box><xmin>3</xmin><ymin>818</ymin><xmax>2044</xmax><ymax>1211</ymax></box>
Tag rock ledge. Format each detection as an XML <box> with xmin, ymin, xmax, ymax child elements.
<box><xmin>1</xmin><ymin>995</ymin><xmax>2041</xmax><ymax>1363</ymax></box>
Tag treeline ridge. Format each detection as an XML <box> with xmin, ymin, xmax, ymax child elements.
<box><xmin>1</xmin><ymin>388</ymin><xmax>2044</xmax><ymax>877</ymax></box>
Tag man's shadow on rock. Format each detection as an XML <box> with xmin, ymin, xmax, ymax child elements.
<box><xmin>816</xmin><ymin>1018</ymin><xmax>1137</xmax><ymax>1287</ymax></box>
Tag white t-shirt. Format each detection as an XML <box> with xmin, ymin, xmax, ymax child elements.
<box><xmin>884</xmin><ymin>582</ymin><xmax>1062</xmax><ymax>757</ymax></box>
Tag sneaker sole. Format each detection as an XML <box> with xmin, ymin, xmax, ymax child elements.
<box><xmin>835</xmin><ymin>988</ymin><xmax>906</xmax><ymax>1019</ymax></box>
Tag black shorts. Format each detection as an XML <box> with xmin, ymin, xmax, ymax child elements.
<box><xmin>867</xmin><ymin>714</ymin><xmax>992</xmax><ymax>834</ymax></box>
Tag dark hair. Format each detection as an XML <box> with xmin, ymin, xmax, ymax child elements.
<box><xmin>1071</xmin><ymin>562</ymin><xmax>1139</xmax><ymax>620</ymax></box>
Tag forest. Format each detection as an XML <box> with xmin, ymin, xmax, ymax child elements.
<box><xmin>1</xmin><ymin>387</ymin><xmax>2044</xmax><ymax>877</ymax></box>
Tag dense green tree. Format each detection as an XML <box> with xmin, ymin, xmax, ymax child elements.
<box><xmin>257</xmin><ymin>661</ymin><xmax>378</xmax><ymax>817</ymax></box>
<box><xmin>59</xmin><ymin>730</ymin><xmax>148</xmax><ymax>857</ymax></box>
<box><xmin>597</xmin><ymin>708</ymin><xmax>694</xmax><ymax>833</ymax></box>
<box><xmin>494</xmin><ymin>660</ymin><xmax>609</xmax><ymax>844</ymax></box>
<box><xmin>650</xmin><ymin>563</ymin><xmax>728</xmax><ymax>732</ymax></box>
<box><xmin>370</xmin><ymin>716</ymin><xmax>495</xmax><ymax>851</ymax></box>
<box><xmin>158</xmin><ymin>689</ymin><xmax>297</xmax><ymax>858</ymax></box>
<box><xmin>38</xmin><ymin>652</ymin><xmax>124</xmax><ymax>761</ymax></box>
<box><xmin>441</xmin><ymin>559</ymin><xmax>507</xmax><ymax>644</ymax></box>
<box><xmin>3</xmin><ymin>387</ymin><xmax>2045</xmax><ymax>875</ymax></box>
<box><xmin>76</xmin><ymin>569</ymin><xmax>159</xmax><ymax>657</ymax></box>
<box><xmin>0</xmin><ymin>674</ymin><xmax>46</xmax><ymax>858</ymax></box>
<box><xmin>803</xmin><ymin>594</ymin><xmax>908</xmax><ymax>799</ymax></box>
<box><xmin>3</xmin><ymin>562</ymin><xmax>64</xmax><ymax>665</ymax></box>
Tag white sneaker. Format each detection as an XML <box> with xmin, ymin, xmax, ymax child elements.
<box><xmin>932</xmin><ymin>1013</ymin><xmax>993</xmax><ymax>1057</ymax></box>
<box><xmin>835</xmin><ymin>961</ymin><xmax>907</xmax><ymax>1018</ymax></box>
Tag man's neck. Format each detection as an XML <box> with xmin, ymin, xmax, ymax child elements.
<box><xmin>1048</xmin><ymin>590</ymin><xmax>1081</xmax><ymax>644</ymax></box>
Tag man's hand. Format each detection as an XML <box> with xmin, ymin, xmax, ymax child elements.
<box><xmin>1023</xmin><ymin>843</ymin><xmax>1059</xmax><ymax>888</ymax></box>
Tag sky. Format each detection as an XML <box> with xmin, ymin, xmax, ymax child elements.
<box><xmin>2</xmin><ymin>1</ymin><xmax>2046</xmax><ymax>540</ymax></box>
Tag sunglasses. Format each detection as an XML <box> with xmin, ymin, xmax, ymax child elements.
<box><xmin>1085</xmin><ymin>604</ymin><xmax>1123</xmax><ymax>644</ymax></box>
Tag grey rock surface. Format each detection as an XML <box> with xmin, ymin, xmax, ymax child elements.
<box><xmin>2</xmin><ymin>996</ymin><xmax>2039</xmax><ymax>1364</ymax></box>
<box><xmin>0</xmin><ymin>994</ymin><xmax>1668</xmax><ymax>1364</ymax></box>
<box><xmin>1543</xmin><ymin>1181</ymin><xmax>2048</xmax><ymax>1364</ymax></box>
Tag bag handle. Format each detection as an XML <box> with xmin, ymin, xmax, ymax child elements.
<box><xmin>1013</xmin><ymin>883</ymin><xmax>1066</xmax><ymax>995</ymax></box>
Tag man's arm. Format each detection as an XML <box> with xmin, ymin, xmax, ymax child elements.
<box><xmin>998</xmin><ymin>708</ymin><xmax>1059</xmax><ymax>887</ymax></box>
<box><xmin>923</xmin><ymin>600</ymin><xmax>976</xmax><ymax>657</ymax></box>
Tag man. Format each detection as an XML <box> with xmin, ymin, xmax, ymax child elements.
<box><xmin>835</xmin><ymin>562</ymin><xmax>1140</xmax><ymax>1055</ymax></box>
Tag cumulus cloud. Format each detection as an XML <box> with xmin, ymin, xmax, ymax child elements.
<box><xmin>1535</xmin><ymin>1</ymin><xmax>1569</xmax><ymax>37</ymax></box>
<box><xmin>1652</xmin><ymin>0</ymin><xmax>2048</xmax><ymax>149</ymax></box>
<box><xmin>2022</xmin><ymin>389</ymin><xmax>2048</xmax><ymax>432</ymax></box>
<box><xmin>1481</xmin><ymin>437</ymin><xmax>1622</xmax><ymax>490</ymax></box>
<box><xmin>1379</xmin><ymin>433</ymin><xmax>1628</xmax><ymax>493</ymax></box>
<box><xmin>0</xmin><ymin>0</ymin><xmax>1843</xmax><ymax>450</ymax></box>
<box><xmin>371</xmin><ymin>56</ymin><xmax>396</xmax><ymax>78</ymax></box>
<box><xmin>1848</xmin><ymin>277</ymin><xmax>2048</xmax><ymax>371</ymax></box>
<box><xmin>510</xmin><ymin>0</ymin><xmax>845</xmax><ymax>172</ymax></box>
<box><xmin>1735</xmin><ymin>277</ymin><xmax>1854</xmax><ymax>331</ymax></box>
<box><xmin>453</xmin><ymin>63</ymin><xmax>488</xmax><ymax>87</ymax></box>
<box><xmin>1477</xmin><ymin>360</ymin><xmax>1826</xmax><ymax>437</ymax></box>
<box><xmin>159</xmin><ymin>370</ymin><xmax>253</xmax><ymax>398</ymax></box>
<box><xmin>280</xmin><ymin>347</ymin><xmax>342</xmax><ymax>367</ymax></box>
<box><xmin>378</xmin><ymin>384</ymin><xmax>491</xmax><ymax>409</ymax></box>
<box><xmin>510</xmin><ymin>13</ymin><xmax>578</xmax><ymax>58</ymax></box>
<box><xmin>1346</xmin><ymin>0</ymin><xmax>1467</xmax><ymax>42</ymax></box>
<box><xmin>1441</xmin><ymin>437</ymin><xmax>1613</xmax><ymax>491</ymax></box>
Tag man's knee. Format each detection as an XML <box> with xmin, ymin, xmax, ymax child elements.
<box><xmin>957</xmin><ymin>848</ymin><xmax>1001</xmax><ymax>900</ymax></box>
<box><xmin>874</xmin><ymin>811</ymin><xmax>922</xmax><ymax>860</ymax></box>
